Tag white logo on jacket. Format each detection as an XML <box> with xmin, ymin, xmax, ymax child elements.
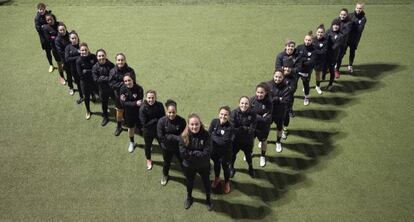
<box><xmin>220</xmin><ymin>130</ymin><xmax>225</xmax><ymax>135</ymax></box>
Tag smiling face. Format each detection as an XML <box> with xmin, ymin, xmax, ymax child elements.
<box><xmin>79</xmin><ymin>45</ymin><xmax>89</xmax><ymax>57</ymax></box>
<box><xmin>146</xmin><ymin>92</ymin><xmax>156</xmax><ymax>106</ymax></box>
<box><xmin>219</xmin><ymin>108</ymin><xmax>230</xmax><ymax>124</ymax></box>
<box><xmin>38</xmin><ymin>6</ymin><xmax>46</xmax><ymax>15</ymax></box>
<box><xmin>355</xmin><ymin>3</ymin><xmax>364</xmax><ymax>14</ymax></box>
<box><xmin>97</xmin><ymin>51</ymin><xmax>107</xmax><ymax>64</ymax></box>
<box><xmin>166</xmin><ymin>105</ymin><xmax>177</xmax><ymax>120</ymax></box>
<box><xmin>188</xmin><ymin>117</ymin><xmax>201</xmax><ymax>134</ymax></box>
<box><xmin>339</xmin><ymin>10</ymin><xmax>348</xmax><ymax>20</ymax></box>
<box><xmin>273</xmin><ymin>71</ymin><xmax>284</xmax><ymax>84</ymax></box>
<box><xmin>123</xmin><ymin>75</ymin><xmax>133</xmax><ymax>88</ymax></box>
<box><xmin>116</xmin><ymin>55</ymin><xmax>126</xmax><ymax>68</ymax></box>
<box><xmin>45</xmin><ymin>15</ymin><xmax>54</xmax><ymax>25</ymax></box>
<box><xmin>69</xmin><ymin>33</ymin><xmax>79</xmax><ymax>45</ymax></box>
<box><xmin>255</xmin><ymin>86</ymin><xmax>266</xmax><ymax>100</ymax></box>
<box><xmin>304</xmin><ymin>35</ymin><xmax>313</xmax><ymax>46</ymax></box>
<box><xmin>239</xmin><ymin>97</ymin><xmax>249</xmax><ymax>112</ymax></box>
<box><xmin>285</xmin><ymin>43</ymin><xmax>295</xmax><ymax>55</ymax></box>
<box><xmin>58</xmin><ymin>25</ymin><xmax>66</xmax><ymax>36</ymax></box>
<box><xmin>316</xmin><ymin>28</ymin><xmax>325</xmax><ymax>39</ymax></box>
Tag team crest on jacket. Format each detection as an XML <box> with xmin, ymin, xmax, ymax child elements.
<box><xmin>307</xmin><ymin>52</ymin><xmax>312</xmax><ymax>56</ymax></box>
<box><xmin>334</xmin><ymin>35</ymin><xmax>338</xmax><ymax>39</ymax></box>
<box><xmin>133</xmin><ymin>94</ymin><xmax>137</xmax><ymax>98</ymax></box>
<box><xmin>359</xmin><ymin>20</ymin><xmax>362</xmax><ymax>24</ymax></box>
<box><xmin>262</xmin><ymin>104</ymin><xmax>266</xmax><ymax>110</ymax></box>
<box><xmin>200</xmin><ymin>140</ymin><xmax>204</xmax><ymax>145</ymax></box>
<box><xmin>176</xmin><ymin>126</ymin><xmax>180</xmax><ymax>131</ymax></box>
<box><xmin>319</xmin><ymin>43</ymin><xmax>323</xmax><ymax>47</ymax></box>
<box><xmin>220</xmin><ymin>130</ymin><xmax>225</xmax><ymax>135</ymax></box>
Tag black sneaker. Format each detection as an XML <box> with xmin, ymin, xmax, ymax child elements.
<box><xmin>184</xmin><ymin>197</ymin><xmax>193</xmax><ymax>209</ymax></box>
<box><xmin>76</xmin><ymin>97</ymin><xmax>84</xmax><ymax>104</ymax></box>
<box><xmin>101</xmin><ymin>117</ymin><xmax>109</xmax><ymax>127</ymax></box>
<box><xmin>114</xmin><ymin>126</ymin><xmax>122</xmax><ymax>136</ymax></box>
<box><xmin>91</xmin><ymin>95</ymin><xmax>97</xmax><ymax>103</ymax></box>
<box><xmin>248</xmin><ymin>166</ymin><xmax>255</xmax><ymax>178</ymax></box>
<box><xmin>206</xmin><ymin>201</ymin><xmax>213</xmax><ymax>211</ymax></box>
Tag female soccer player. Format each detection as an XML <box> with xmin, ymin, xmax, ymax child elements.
<box><xmin>348</xmin><ymin>2</ymin><xmax>367</xmax><ymax>73</ymax></box>
<box><xmin>275</xmin><ymin>39</ymin><xmax>297</xmax><ymax>70</ymax></box>
<box><xmin>296</xmin><ymin>31</ymin><xmax>316</xmax><ymax>106</ymax></box>
<box><xmin>34</xmin><ymin>3</ymin><xmax>54</xmax><ymax>71</ymax></box>
<box><xmin>157</xmin><ymin>99</ymin><xmax>186</xmax><ymax>186</ymax></box>
<box><xmin>55</xmin><ymin>23</ymin><xmax>74</xmax><ymax>95</ymax></box>
<box><xmin>268</xmin><ymin>70</ymin><xmax>292</xmax><ymax>153</ymax></box>
<box><xmin>119</xmin><ymin>74</ymin><xmax>144</xmax><ymax>153</ymax></box>
<box><xmin>250</xmin><ymin>83</ymin><xmax>272</xmax><ymax>167</ymax></box>
<box><xmin>209</xmin><ymin>106</ymin><xmax>234</xmax><ymax>193</ymax></box>
<box><xmin>230</xmin><ymin>96</ymin><xmax>257</xmax><ymax>178</ymax></box>
<box><xmin>65</xmin><ymin>31</ymin><xmax>83</xmax><ymax>102</ymax></box>
<box><xmin>109</xmin><ymin>53</ymin><xmax>136</xmax><ymax>136</ymax></box>
<box><xmin>335</xmin><ymin>8</ymin><xmax>354</xmax><ymax>78</ymax></box>
<box><xmin>139</xmin><ymin>90</ymin><xmax>165</xmax><ymax>170</ymax></box>
<box><xmin>92</xmin><ymin>49</ymin><xmax>115</xmax><ymax>126</ymax></box>
<box><xmin>179</xmin><ymin>113</ymin><xmax>212</xmax><ymax>210</ymax></box>
<box><xmin>42</xmin><ymin>13</ymin><xmax>65</xmax><ymax>84</ymax></box>
<box><xmin>326</xmin><ymin>19</ymin><xmax>345</xmax><ymax>91</ymax></box>
<box><xmin>76</xmin><ymin>42</ymin><xmax>97</xmax><ymax>120</ymax></box>
<box><xmin>313</xmin><ymin>24</ymin><xmax>328</xmax><ymax>95</ymax></box>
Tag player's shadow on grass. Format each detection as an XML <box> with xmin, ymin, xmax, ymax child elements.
<box><xmin>302</xmin><ymin>96</ymin><xmax>355</xmax><ymax>106</ymax></box>
<box><xmin>341</xmin><ymin>63</ymin><xmax>403</xmax><ymax>80</ymax></box>
<box><xmin>210</xmin><ymin>199</ymin><xmax>271</xmax><ymax>220</ymax></box>
<box><xmin>267</xmin><ymin>129</ymin><xmax>342</xmax><ymax>170</ymax></box>
<box><xmin>0</xmin><ymin>0</ymin><xmax>13</xmax><ymax>6</ymax></box>
<box><xmin>289</xmin><ymin>109</ymin><xmax>345</xmax><ymax>121</ymax></box>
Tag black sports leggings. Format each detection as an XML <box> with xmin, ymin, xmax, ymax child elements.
<box><xmin>232</xmin><ymin>139</ymin><xmax>254</xmax><ymax>166</ymax></box>
<box><xmin>162</xmin><ymin>147</ymin><xmax>182</xmax><ymax>176</ymax></box>
<box><xmin>211</xmin><ymin>151</ymin><xmax>231</xmax><ymax>182</ymax></box>
<box><xmin>80</xmin><ymin>78</ymin><xmax>93</xmax><ymax>112</ymax></box>
<box><xmin>183</xmin><ymin>165</ymin><xmax>211</xmax><ymax>197</ymax></box>
<box><xmin>143</xmin><ymin>130</ymin><xmax>159</xmax><ymax>160</ymax></box>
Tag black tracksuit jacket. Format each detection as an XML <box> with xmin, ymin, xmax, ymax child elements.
<box><xmin>55</xmin><ymin>33</ymin><xmax>70</xmax><ymax>62</ymax></box>
<box><xmin>92</xmin><ymin>60</ymin><xmax>115</xmax><ymax>92</ymax></box>
<box><xmin>275</xmin><ymin>50</ymin><xmax>298</xmax><ymax>70</ymax></box>
<box><xmin>208</xmin><ymin>119</ymin><xmax>234</xmax><ymax>157</ymax></box>
<box><xmin>65</xmin><ymin>44</ymin><xmax>80</xmax><ymax>76</ymax></box>
<box><xmin>76</xmin><ymin>54</ymin><xmax>97</xmax><ymax>81</ymax></box>
<box><xmin>326</xmin><ymin>29</ymin><xmax>345</xmax><ymax>63</ymax></box>
<box><xmin>267</xmin><ymin>80</ymin><xmax>292</xmax><ymax>119</ymax></box>
<box><xmin>139</xmin><ymin>101</ymin><xmax>165</xmax><ymax>134</ymax></box>
<box><xmin>157</xmin><ymin>115</ymin><xmax>187</xmax><ymax>150</ymax></box>
<box><xmin>119</xmin><ymin>83</ymin><xmax>144</xmax><ymax>119</ymax></box>
<box><xmin>312</xmin><ymin>36</ymin><xmax>329</xmax><ymax>70</ymax></box>
<box><xmin>249</xmin><ymin>96</ymin><xmax>273</xmax><ymax>124</ymax></box>
<box><xmin>230</xmin><ymin>108</ymin><xmax>257</xmax><ymax>145</ymax></box>
<box><xmin>42</xmin><ymin>22</ymin><xmax>59</xmax><ymax>49</ymax></box>
<box><xmin>109</xmin><ymin>64</ymin><xmax>136</xmax><ymax>91</ymax></box>
<box><xmin>295</xmin><ymin>44</ymin><xmax>316</xmax><ymax>75</ymax></box>
<box><xmin>348</xmin><ymin>11</ymin><xmax>367</xmax><ymax>48</ymax></box>
<box><xmin>179</xmin><ymin>129</ymin><xmax>211</xmax><ymax>169</ymax></box>
<box><xmin>34</xmin><ymin>10</ymin><xmax>51</xmax><ymax>48</ymax></box>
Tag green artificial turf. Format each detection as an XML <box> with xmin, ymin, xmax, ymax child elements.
<box><xmin>0</xmin><ymin>1</ymin><xmax>413</xmax><ymax>221</ymax></box>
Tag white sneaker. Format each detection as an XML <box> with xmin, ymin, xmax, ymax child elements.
<box><xmin>304</xmin><ymin>97</ymin><xmax>310</xmax><ymax>106</ymax></box>
<box><xmin>347</xmin><ymin>65</ymin><xmax>354</xmax><ymax>73</ymax></box>
<box><xmin>128</xmin><ymin>142</ymin><xmax>135</xmax><ymax>153</ymax></box>
<box><xmin>68</xmin><ymin>88</ymin><xmax>74</xmax><ymax>96</ymax></box>
<box><xmin>276</xmin><ymin>142</ymin><xmax>283</xmax><ymax>153</ymax></box>
<box><xmin>259</xmin><ymin>156</ymin><xmax>266</xmax><ymax>167</ymax></box>
<box><xmin>258</xmin><ymin>141</ymin><xmax>262</xmax><ymax>149</ymax></box>
<box><xmin>315</xmin><ymin>86</ymin><xmax>323</xmax><ymax>95</ymax></box>
<box><xmin>282</xmin><ymin>130</ymin><xmax>287</xmax><ymax>140</ymax></box>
